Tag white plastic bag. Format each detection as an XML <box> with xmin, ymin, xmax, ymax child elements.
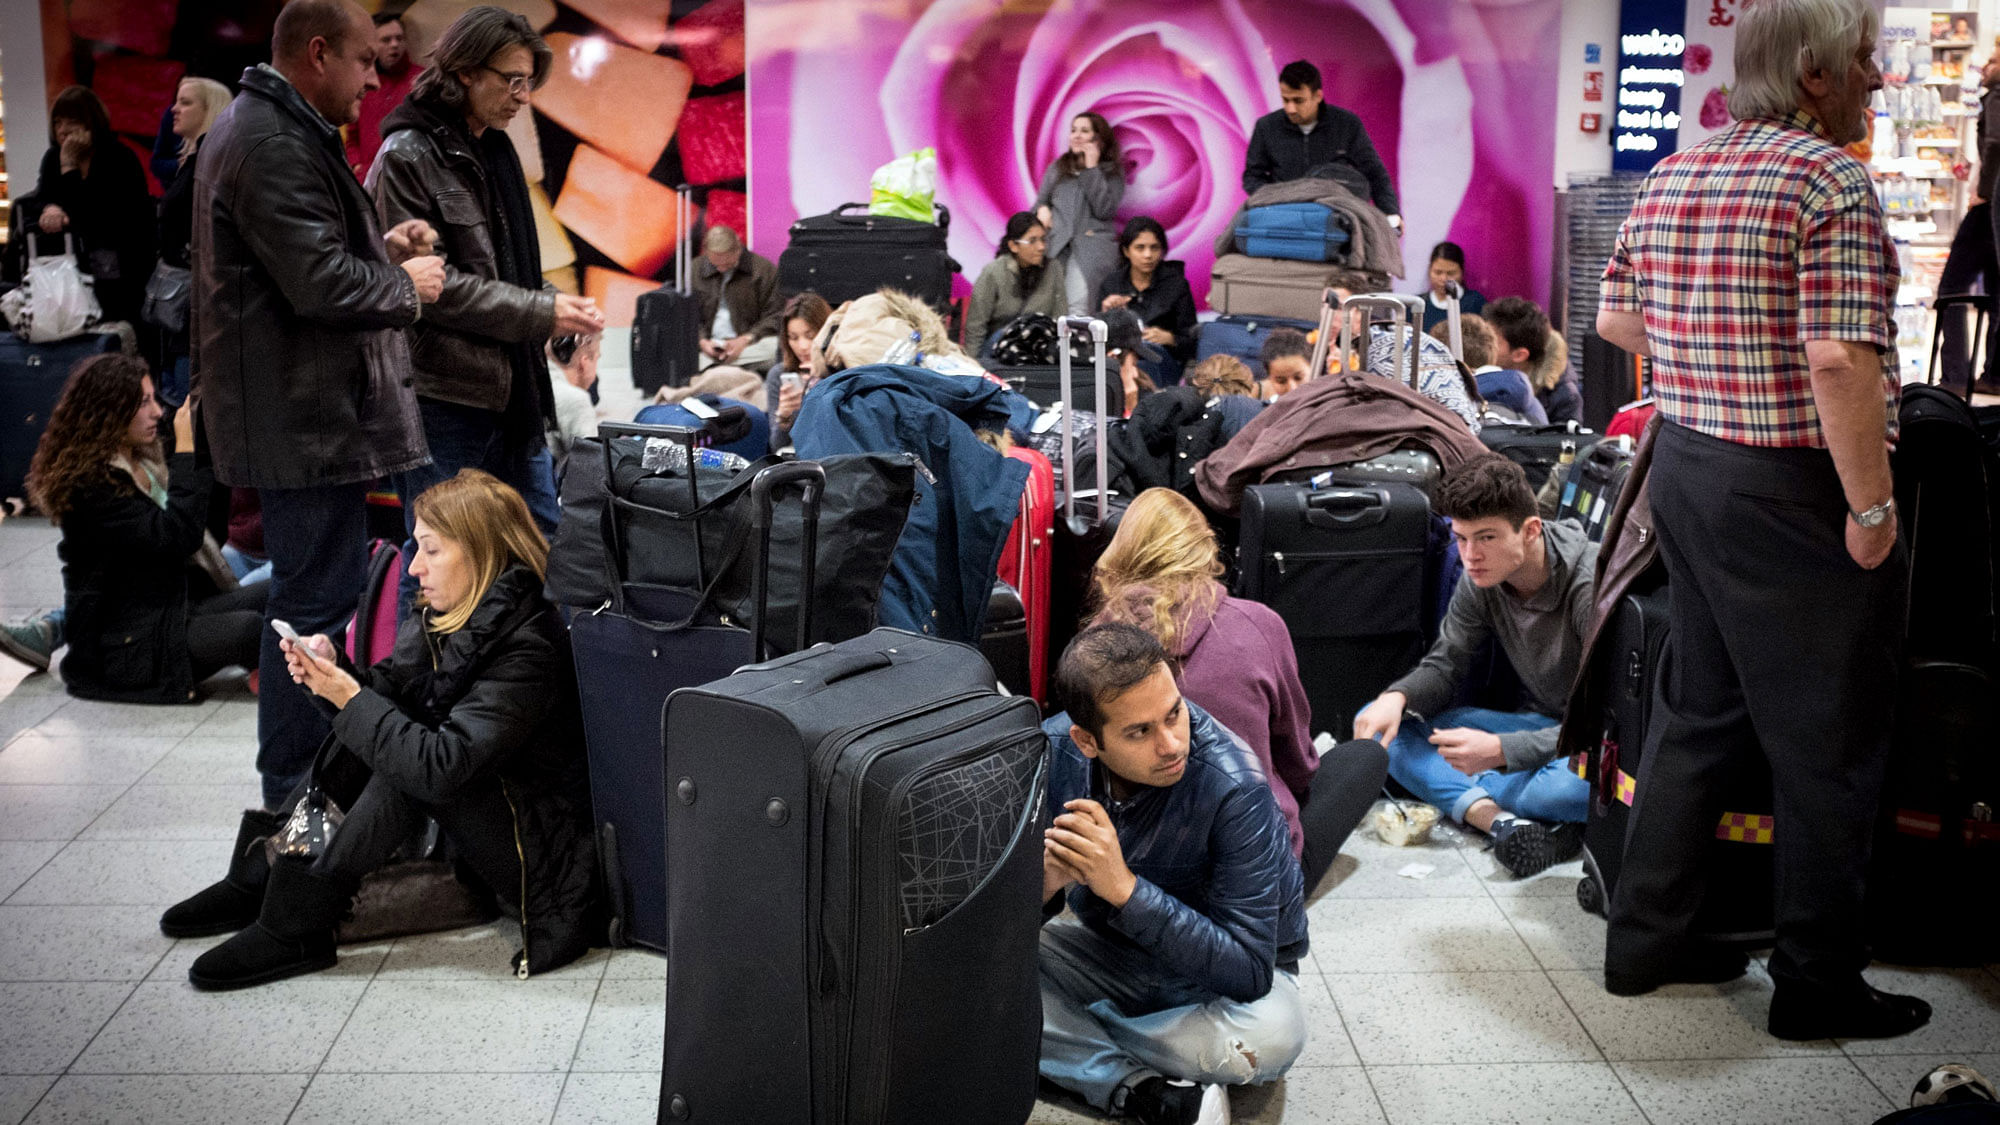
<box><xmin>868</xmin><ymin>147</ymin><xmax>939</xmax><ymax>223</ymax></box>
<box><xmin>1</xmin><ymin>236</ymin><xmax>102</xmax><ymax>343</ymax></box>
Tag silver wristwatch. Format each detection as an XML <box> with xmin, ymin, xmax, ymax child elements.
<box><xmin>1849</xmin><ymin>498</ymin><xmax>1895</xmax><ymax>528</ymax></box>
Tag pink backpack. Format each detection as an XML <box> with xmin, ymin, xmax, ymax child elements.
<box><xmin>344</xmin><ymin>539</ymin><xmax>403</xmax><ymax>667</ymax></box>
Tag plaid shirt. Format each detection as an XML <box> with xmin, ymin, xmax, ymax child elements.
<box><xmin>1601</xmin><ymin>110</ymin><xmax>1899</xmax><ymax>448</ymax></box>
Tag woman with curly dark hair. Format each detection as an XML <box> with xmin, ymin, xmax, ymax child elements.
<box><xmin>27</xmin><ymin>353</ymin><xmax>266</xmax><ymax>704</ymax></box>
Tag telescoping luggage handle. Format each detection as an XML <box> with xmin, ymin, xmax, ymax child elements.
<box><xmin>673</xmin><ymin>184</ymin><xmax>693</xmax><ymax>298</ymax></box>
<box><xmin>594</xmin><ymin>421</ymin><xmax>820</xmax><ymax>658</ymax></box>
<box><xmin>1315</xmin><ymin>291</ymin><xmax>1426</xmax><ymax>391</ymax></box>
<box><xmin>1056</xmin><ymin>316</ymin><xmax>1111</xmax><ymax>525</ymax></box>
<box><xmin>1928</xmin><ymin>293</ymin><xmax>1992</xmax><ymax>394</ymax></box>
<box><xmin>1441</xmin><ymin>280</ymin><xmax>1464</xmax><ymax>363</ymax></box>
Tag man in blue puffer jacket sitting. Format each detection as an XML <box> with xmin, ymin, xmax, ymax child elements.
<box><xmin>1040</xmin><ymin>623</ymin><xmax>1309</xmax><ymax>1125</ymax></box>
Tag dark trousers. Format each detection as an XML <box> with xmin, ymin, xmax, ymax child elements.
<box><xmin>1606</xmin><ymin>422</ymin><xmax>1906</xmax><ymax>991</ymax></box>
<box><xmin>393</xmin><ymin>397</ymin><xmax>561</xmax><ymax>617</ymax></box>
<box><xmin>256</xmin><ymin>483</ymin><xmax>371</xmax><ymax>808</ymax></box>
<box><xmin>186</xmin><ymin>580</ymin><xmax>268</xmax><ymax>683</ymax></box>
<box><xmin>1936</xmin><ymin>201</ymin><xmax>1999</xmax><ymax>393</ymax></box>
<box><xmin>309</xmin><ymin>768</ymin><xmax>522</xmax><ymax>906</ymax></box>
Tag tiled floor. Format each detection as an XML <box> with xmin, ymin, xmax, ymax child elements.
<box><xmin>0</xmin><ymin>516</ymin><xmax>1995</xmax><ymax>1124</ymax></box>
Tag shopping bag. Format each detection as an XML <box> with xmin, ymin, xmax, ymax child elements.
<box><xmin>0</xmin><ymin>236</ymin><xmax>102</xmax><ymax>343</ymax></box>
<box><xmin>868</xmin><ymin>147</ymin><xmax>939</xmax><ymax>223</ymax></box>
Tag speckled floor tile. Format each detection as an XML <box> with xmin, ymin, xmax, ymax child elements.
<box><xmin>321</xmin><ymin>980</ymin><xmax>597</xmax><ymax>1073</ymax></box>
<box><xmin>1847</xmin><ymin>1053</ymin><xmax>2000</xmax><ymax>1108</ymax></box>
<box><xmin>1315</xmin><ymin>834</ymin><xmax>1488</xmax><ymax>900</ymax></box>
<box><xmin>571</xmin><ymin>978</ymin><xmax>662</xmax><ymax>1072</ymax></box>
<box><xmin>1833</xmin><ymin>967</ymin><xmax>2000</xmax><ymax>1057</ymax></box>
<box><xmin>0</xmin><ymin>787</ymin><xmax>127</xmax><ymax>842</ymax></box>
<box><xmin>1235</xmin><ymin>1068</ymin><xmax>1386</xmax><ymax>1124</ymax></box>
<box><xmin>22</xmin><ymin>1074</ymin><xmax>306</xmax><ymax>1125</ymax></box>
<box><xmin>71</xmin><ymin>979</ymin><xmax>367</xmax><ymax>1074</ymax></box>
<box><xmin>187</xmin><ymin>705</ymin><xmax>261</xmax><ymax>738</ymax></box>
<box><xmin>77</xmin><ymin>784</ymin><xmax>264</xmax><ymax>841</ymax></box>
<box><xmin>7</xmin><ymin>842</ymin><xmax>234</xmax><ymax>906</ymax></box>
<box><xmin>0</xmin><ymin>737</ymin><xmax>179</xmax><ymax>786</ymax></box>
<box><xmin>601</xmin><ymin>948</ymin><xmax>667</xmax><ymax>980</ymax></box>
<box><xmin>132</xmin><ymin>739</ymin><xmax>260</xmax><ymax>787</ymax></box>
<box><xmin>0</xmin><ymin>907</ymin><xmax>174</xmax><ymax>982</ymax></box>
<box><xmin>0</xmin><ymin>983</ymin><xmax>133</xmax><ymax>1073</ymax></box>
<box><xmin>1329</xmin><ymin>971</ymin><xmax>1599</xmax><ymax>1066</ymax></box>
<box><xmin>1493</xmin><ymin>893</ymin><xmax>1609</xmax><ymax>973</ymax></box>
<box><xmin>377</xmin><ymin>924</ymin><xmax>607</xmax><ymax>982</ymax></box>
<box><xmin>1307</xmin><ymin>897</ymin><xmax>1538</xmax><ymax>974</ymax></box>
<box><xmin>32</xmin><ymin>700</ymin><xmax>219</xmax><ymax>739</ymax></box>
<box><xmin>0</xmin><ymin>842</ymin><xmax>62</xmax><ymax>902</ymax></box>
<box><xmin>1293</xmin><ymin>973</ymin><xmax>1362</xmax><ymax>1069</ymax></box>
<box><xmin>1614</xmin><ymin>1057</ymin><xmax>1895</xmax><ymax>1125</ymax></box>
<box><xmin>1550</xmin><ymin>965</ymin><xmax>1841</xmax><ymax>1060</ymax></box>
<box><xmin>1369</xmin><ymin>1061</ymin><xmax>1646</xmax><ymax>1124</ymax></box>
<box><xmin>289</xmin><ymin>1073</ymin><xmax>565</xmax><ymax>1125</ymax></box>
<box><xmin>0</xmin><ymin>702</ymin><xmax>66</xmax><ymax>749</ymax></box>
<box><xmin>553</xmin><ymin>1072</ymin><xmax>659</xmax><ymax>1125</ymax></box>
<box><xmin>0</xmin><ymin>1075</ymin><xmax>54</xmax><ymax>1125</ymax></box>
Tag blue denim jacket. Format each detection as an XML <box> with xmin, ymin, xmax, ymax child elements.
<box><xmin>1043</xmin><ymin>702</ymin><xmax>1309</xmax><ymax>1002</ymax></box>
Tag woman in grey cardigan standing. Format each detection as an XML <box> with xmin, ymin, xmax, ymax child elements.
<box><xmin>1035</xmin><ymin>111</ymin><xmax>1125</xmax><ymax>316</ymax></box>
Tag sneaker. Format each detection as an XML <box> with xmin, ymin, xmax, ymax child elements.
<box><xmin>0</xmin><ymin>616</ymin><xmax>56</xmax><ymax>673</ymax></box>
<box><xmin>1124</xmin><ymin>1077</ymin><xmax>1230</xmax><ymax>1125</ymax></box>
<box><xmin>1488</xmin><ymin>816</ymin><xmax>1583</xmax><ymax>878</ymax></box>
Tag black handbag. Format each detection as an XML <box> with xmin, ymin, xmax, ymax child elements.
<box><xmin>545</xmin><ymin>424</ymin><xmax>917</xmax><ymax>651</ymax></box>
<box><xmin>142</xmin><ymin>262</ymin><xmax>191</xmax><ymax>332</ymax></box>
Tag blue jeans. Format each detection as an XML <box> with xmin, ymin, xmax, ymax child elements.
<box><xmin>392</xmin><ymin>398</ymin><xmax>561</xmax><ymax>616</ymax></box>
<box><xmin>1039</xmin><ymin>918</ymin><xmax>1306</xmax><ymax>1112</ymax></box>
<box><xmin>256</xmin><ymin>482</ymin><xmax>372</xmax><ymax>808</ymax></box>
<box><xmin>1385</xmin><ymin>706</ymin><xmax>1588</xmax><ymax>825</ymax></box>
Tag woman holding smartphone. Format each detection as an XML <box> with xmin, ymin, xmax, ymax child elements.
<box><xmin>765</xmin><ymin>291</ymin><xmax>832</xmax><ymax>450</ymax></box>
<box><xmin>164</xmin><ymin>469</ymin><xmax>599</xmax><ymax>989</ymax></box>
<box><xmin>26</xmin><ymin>353</ymin><xmax>267</xmax><ymax>704</ymax></box>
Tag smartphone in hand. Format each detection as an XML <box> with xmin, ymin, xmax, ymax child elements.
<box><xmin>270</xmin><ymin>619</ymin><xmax>301</xmax><ymax>644</ymax></box>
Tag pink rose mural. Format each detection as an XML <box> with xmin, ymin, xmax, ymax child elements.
<box><xmin>749</xmin><ymin>0</ymin><xmax>1562</xmax><ymax>308</ymax></box>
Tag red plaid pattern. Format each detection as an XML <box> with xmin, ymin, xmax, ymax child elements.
<box><xmin>1601</xmin><ymin>111</ymin><xmax>1900</xmax><ymax>448</ymax></box>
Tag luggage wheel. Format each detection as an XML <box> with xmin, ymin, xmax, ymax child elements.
<box><xmin>1576</xmin><ymin>846</ymin><xmax>1606</xmax><ymax>918</ymax></box>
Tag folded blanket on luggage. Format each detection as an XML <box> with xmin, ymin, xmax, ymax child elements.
<box><xmin>1194</xmin><ymin>372</ymin><xmax>1485</xmax><ymax>516</ymax></box>
<box><xmin>1214</xmin><ymin>178</ymin><xmax>1405</xmax><ymax>280</ymax></box>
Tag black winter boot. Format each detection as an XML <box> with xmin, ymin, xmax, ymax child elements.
<box><xmin>188</xmin><ymin>857</ymin><xmax>352</xmax><ymax>991</ymax></box>
<box><xmin>160</xmin><ymin>809</ymin><xmax>284</xmax><ymax>938</ymax></box>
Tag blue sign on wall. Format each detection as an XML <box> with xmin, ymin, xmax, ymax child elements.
<box><xmin>1613</xmin><ymin>0</ymin><xmax>1689</xmax><ymax>171</ymax></box>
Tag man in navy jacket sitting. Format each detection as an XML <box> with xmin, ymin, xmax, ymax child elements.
<box><xmin>1039</xmin><ymin>624</ymin><xmax>1309</xmax><ymax>1125</ymax></box>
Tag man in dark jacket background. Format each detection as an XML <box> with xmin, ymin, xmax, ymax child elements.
<box><xmin>1242</xmin><ymin>59</ymin><xmax>1401</xmax><ymax>228</ymax></box>
<box><xmin>694</xmin><ymin>225</ymin><xmax>784</xmax><ymax>371</ymax></box>
<box><xmin>193</xmin><ymin>0</ymin><xmax>446</xmax><ymax>806</ymax></box>
<box><xmin>369</xmin><ymin>5</ymin><xmax>605</xmax><ymax>608</ymax></box>
<box><xmin>1039</xmin><ymin>624</ymin><xmax>1308</xmax><ymax>1125</ymax></box>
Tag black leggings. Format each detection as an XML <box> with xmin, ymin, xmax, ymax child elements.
<box><xmin>188</xmin><ymin>580</ymin><xmax>268</xmax><ymax>682</ymax></box>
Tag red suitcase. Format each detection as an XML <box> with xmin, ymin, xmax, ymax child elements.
<box><xmin>997</xmin><ymin>446</ymin><xmax>1054</xmax><ymax>703</ymax></box>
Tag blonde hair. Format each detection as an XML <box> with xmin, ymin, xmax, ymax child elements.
<box><xmin>1188</xmin><ymin>354</ymin><xmax>1256</xmax><ymax>398</ymax></box>
<box><xmin>175</xmin><ymin>78</ymin><xmax>233</xmax><ymax>159</ymax></box>
<box><xmin>1529</xmin><ymin>328</ymin><xmax>1569</xmax><ymax>392</ymax></box>
<box><xmin>409</xmin><ymin>469</ymin><xmax>549</xmax><ymax>634</ymax></box>
<box><xmin>1089</xmin><ymin>488</ymin><xmax>1224</xmax><ymax>659</ymax></box>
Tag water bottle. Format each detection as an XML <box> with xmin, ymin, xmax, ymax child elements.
<box><xmin>880</xmin><ymin>330</ymin><xmax>921</xmax><ymax>366</ymax></box>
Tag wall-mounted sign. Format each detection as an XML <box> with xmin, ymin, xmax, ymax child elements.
<box><xmin>1586</xmin><ymin>43</ymin><xmax>1603</xmax><ymax>64</ymax></box>
<box><xmin>1584</xmin><ymin>71</ymin><xmax>1605</xmax><ymax>101</ymax></box>
<box><xmin>1612</xmin><ymin>0</ymin><xmax>1689</xmax><ymax>171</ymax></box>
<box><xmin>1582</xmin><ymin>113</ymin><xmax>1603</xmax><ymax>133</ymax></box>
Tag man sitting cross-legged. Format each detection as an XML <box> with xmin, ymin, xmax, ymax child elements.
<box><xmin>1039</xmin><ymin>623</ymin><xmax>1308</xmax><ymax>1125</ymax></box>
<box><xmin>1353</xmin><ymin>453</ymin><xmax>1595</xmax><ymax>876</ymax></box>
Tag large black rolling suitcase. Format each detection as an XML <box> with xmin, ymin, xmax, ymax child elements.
<box><xmin>661</xmin><ymin>629</ymin><xmax>1047</xmax><ymax>1125</ymax></box>
<box><xmin>778</xmin><ymin>202</ymin><xmax>959</xmax><ymax>313</ymax></box>
<box><xmin>631</xmin><ymin>186</ymin><xmax>702</xmax><ymax>397</ymax></box>
<box><xmin>1554</xmin><ymin>436</ymin><xmax>1636</xmax><ymax>541</ymax></box>
<box><xmin>1573</xmin><ymin>582</ymin><xmax>1777</xmax><ymax>946</ymax></box>
<box><xmin>571</xmin><ymin>428</ymin><xmax>823</xmax><ymax>953</ymax></box>
<box><xmin>1478</xmin><ymin>420</ymin><xmax>1594</xmax><ymax>490</ymax></box>
<box><xmin>0</xmin><ymin>329</ymin><xmax>123</xmax><ymax>500</ymax></box>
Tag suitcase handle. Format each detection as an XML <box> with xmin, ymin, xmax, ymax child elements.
<box><xmin>1056</xmin><ymin>316</ymin><xmax>1110</xmax><ymax>525</ymax></box>
<box><xmin>1333</xmin><ymin>293</ymin><xmax>1427</xmax><ymax>390</ymax></box>
<box><xmin>747</xmin><ymin>460</ymin><xmax>824</xmax><ymax>659</ymax></box>
<box><xmin>1928</xmin><ymin>293</ymin><xmax>1991</xmax><ymax>394</ymax></box>
<box><xmin>813</xmin><ymin>649</ymin><xmax>897</xmax><ymax>685</ymax></box>
<box><xmin>830</xmin><ymin>200</ymin><xmax>950</xmax><ymax>232</ymax></box>
<box><xmin>1304</xmin><ymin>487</ymin><xmax>1390</xmax><ymax>529</ymax></box>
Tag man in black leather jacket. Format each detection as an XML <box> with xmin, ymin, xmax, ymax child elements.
<box><xmin>1039</xmin><ymin>624</ymin><xmax>1308</xmax><ymax>1125</ymax></box>
<box><xmin>368</xmin><ymin>6</ymin><xmax>605</xmax><ymax>607</ymax></box>
<box><xmin>193</xmin><ymin>0</ymin><xmax>446</xmax><ymax>807</ymax></box>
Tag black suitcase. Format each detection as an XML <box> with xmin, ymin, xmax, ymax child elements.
<box><xmin>661</xmin><ymin>629</ymin><xmax>1047</xmax><ymax>1125</ymax></box>
<box><xmin>0</xmin><ymin>329</ymin><xmax>123</xmax><ymax>500</ymax></box>
<box><xmin>1574</xmin><ymin>583</ymin><xmax>1776</xmax><ymax>946</ymax></box>
<box><xmin>979</xmin><ymin>578</ymin><xmax>1030</xmax><ymax>698</ymax></box>
<box><xmin>631</xmin><ymin>186</ymin><xmax>702</xmax><ymax>397</ymax></box>
<box><xmin>1478</xmin><ymin>420</ymin><xmax>1594</xmax><ymax>490</ymax></box>
<box><xmin>1235</xmin><ymin>479</ymin><xmax>1434</xmax><ymax>739</ymax></box>
<box><xmin>1046</xmin><ymin>318</ymin><xmax>1129</xmax><ymax>678</ymax></box>
<box><xmin>1555</xmin><ymin>436</ymin><xmax>1635</xmax><ymax>541</ymax></box>
<box><xmin>572</xmin><ymin>441</ymin><xmax>823</xmax><ymax>953</ymax></box>
<box><xmin>778</xmin><ymin>202</ymin><xmax>959</xmax><ymax>313</ymax></box>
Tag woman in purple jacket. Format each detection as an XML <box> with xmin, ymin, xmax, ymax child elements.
<box><xmin>1089</xmin><ymin>488</ymin><xmax>1386</xmax><ymax>878</ymax></box>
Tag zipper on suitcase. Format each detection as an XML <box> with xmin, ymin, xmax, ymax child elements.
<box><xmin>1267</xmin><ymin>546</ymin><xmax>1427</xmax><ymax>577</ymax></box>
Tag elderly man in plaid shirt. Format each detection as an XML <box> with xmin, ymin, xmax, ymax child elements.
<box><xmin>1595</xmin><ymin>0</ymin><xmax>1930</xmax><ymax>1041</ymax></box>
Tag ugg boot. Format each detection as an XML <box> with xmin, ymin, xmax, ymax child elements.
<box><xmin>160</xmin><ymin>808</ymin><xmax>284</xmax><ymax>938</ymax></box>
<box><xmin>187</xmin><ymin>856</ymin><xmax>353</xmax><ymax>992</ymax></box>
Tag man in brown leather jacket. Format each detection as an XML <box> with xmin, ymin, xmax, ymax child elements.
<box><xmin>368</xmin><ymin>5</ymin><xmax>604</xmax><ymax>609</ymax></box>
<box><xmin>193</xmin><ymin>0</ymin><xmax>446</xmax><ymax>806</ymax></box>
<box><xmin>693</xmin><ymin>225</ymin><xmax>784</xmax><ymax>371</ymax></box>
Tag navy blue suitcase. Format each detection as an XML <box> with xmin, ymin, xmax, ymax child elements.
<box><xmin>0</xmin><ymin>329</ymin><xmax>122</xmax><ymax>500</ymax></box>
<box><xmin>1193</xmin><ymin>314</ymin><xmax>1317</xmax><ymax>380</ymax></box>
<box><xmin>1233</xmin><ymin>201</ymin><xmax>1352</xmax><ymax>262</ymax></box>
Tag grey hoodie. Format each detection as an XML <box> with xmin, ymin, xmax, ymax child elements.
<box><xmin>1385</xmin><ymin>518</ymin><xmax>1597</xmax><ymax>772</ymax></box>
